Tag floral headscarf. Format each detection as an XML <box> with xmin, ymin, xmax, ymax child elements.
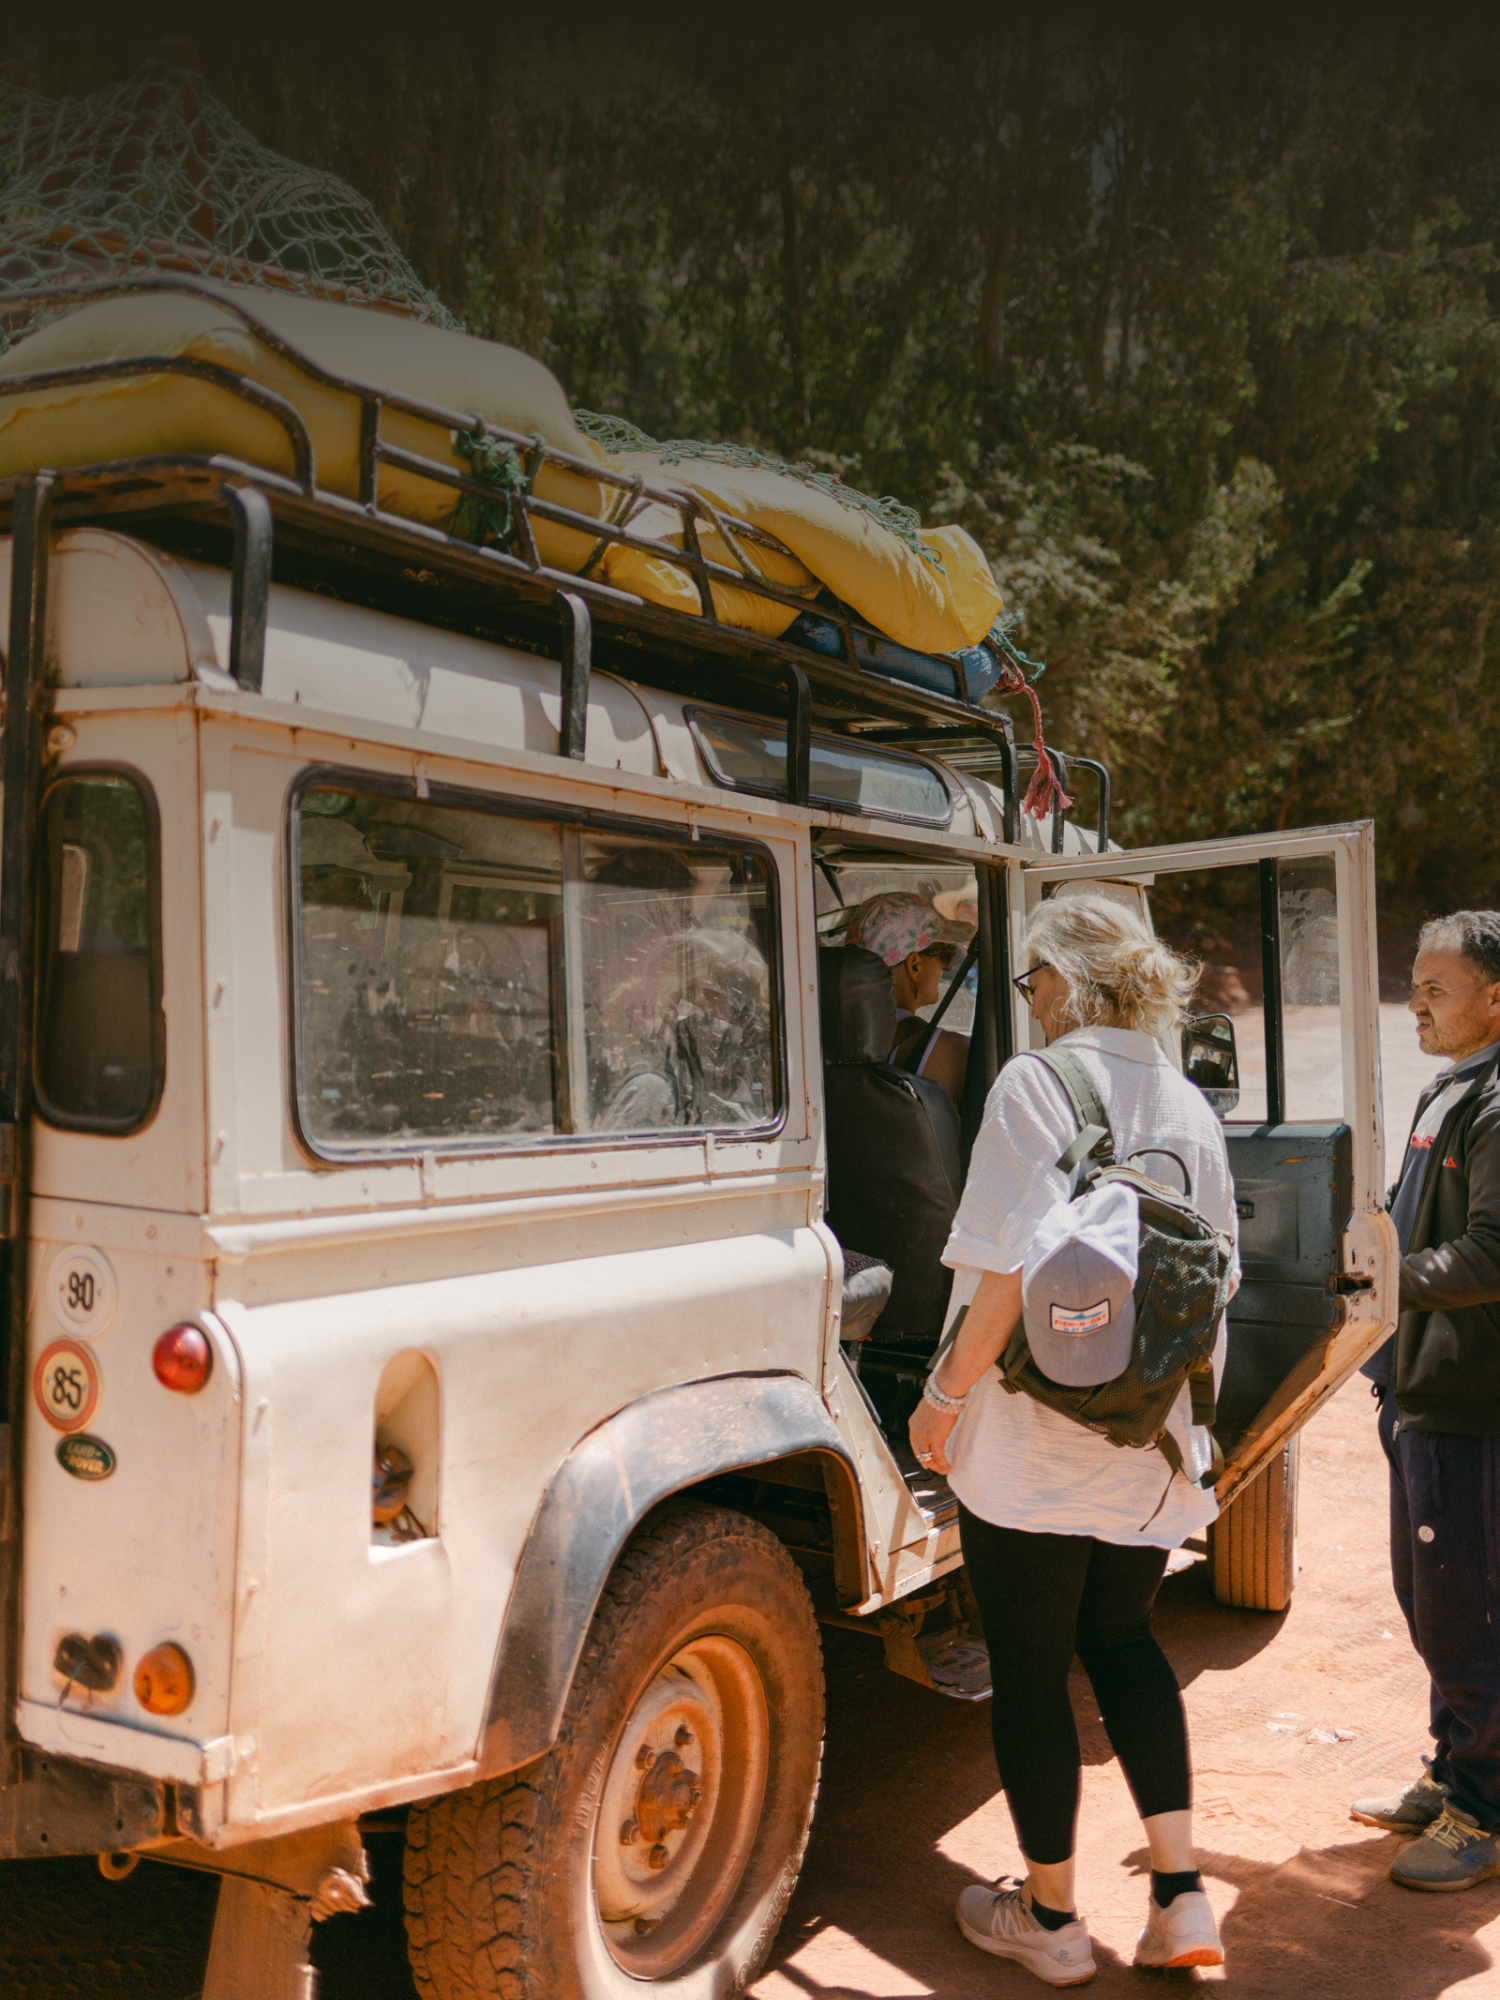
<box><xmin>845</xmin><ymin>892</ymin><xmax>965</xmax><ymax>968</ymax></box>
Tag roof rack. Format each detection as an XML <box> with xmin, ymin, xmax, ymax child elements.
<box><xmin>0</xmin><ymin>276</ymin><xmax>1111</xmax><ymax>848</ymax></box>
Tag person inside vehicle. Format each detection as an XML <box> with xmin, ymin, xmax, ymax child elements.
<box><xmin>587</xmin><ymin>845</ymin><xmax>772</xmax><ymax>1131</ymax></box>
<box><xmin>908</xmin><ymin>889</ymin><xmax>1238</xmax><ymax>1984</ymax></box>
<box><xmin>844</xmin><ymin>892</ymin><xmax>969</xmax><ymax>1102</ymax></box>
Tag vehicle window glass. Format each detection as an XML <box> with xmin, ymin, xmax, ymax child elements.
<box><xmin>1278</xmin><ymin>855</ymin><xmax>1342</xmax><ymax>1122</ymax></box>
<box><xmin>38</xmin><ymin>774</ymin><xmax>160</xmax><ymax>1128</ymax></box>
<box><xmin>814</xmin><ymin>857</ymin><xmax>979</xmax><ymax>1032</ymax></box>
<box><xmin>578</xmin><ymin>834</ymin><xmax>777</xmax><ymax>1132</ymax></box>
<box><xmin>693</xmin><ymin>711</ymin><xmax>952</xmax><ymax>825</ymax></box>
<box><xmin>294</xmin><ymin>785</ymin><xmax>781</xmax><ymax>1153</ymax></box>
<box><xmin>1109</xmin><ymin>864</ymin><xmax>1271</xmax><ymax>1124</ymax></box>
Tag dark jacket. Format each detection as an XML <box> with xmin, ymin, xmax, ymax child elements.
<box><xmin>1395</xmin><ymin>1044</ymin><xmax>1500</xmax><ymax>1435</ymax></box>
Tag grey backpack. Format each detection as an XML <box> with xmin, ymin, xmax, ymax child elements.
<box><xmin>994</xmin><ymin>1047</ymin><xmax>1234</xmax><ymax>1493</ymax></box>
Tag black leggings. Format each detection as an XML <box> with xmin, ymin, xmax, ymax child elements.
<box><xmin>959</xmin><ymin>1502</ymin><xmax>1191</xmax><ymax>1865</ymax></box>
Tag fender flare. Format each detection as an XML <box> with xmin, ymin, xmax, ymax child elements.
<box><xmin>477</xmin><ymin>1371</ymin><xmax>863</xmax><ymax>1778</ymax></box>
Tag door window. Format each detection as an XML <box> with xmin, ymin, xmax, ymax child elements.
<box><xmin>1274</xmin><ymin>854</ymin><xmax>1343</xmax><ymax>1123</ymax></box>
<box><xmin>292</xmin><ymin>781</ymin><xmax>782</xmax><ymax>1156</ymax></box>
<box><xmin>36</xmin><ymin>772</ymin><xmax>162</xmax><ymax>1131</ymax></box>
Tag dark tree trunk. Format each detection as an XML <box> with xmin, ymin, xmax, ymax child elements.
<box><xmin>488</xmin><ymin>94</ymin><xmax>518</xmax><ymax>343</ymax></box>
<box><xmin>978</xmin><ymin>207</ymin><xmax>1019</xmax><ymax>384</ymax></box>
<box><xmin>524</xmin><ymin>106</ymin><xmax>559</xmax><ymax>360</ymax></box>
<box><xmin>977</xmin><ymin>14</ymin><xmax>1045</xmax><ymax>388</ymax></box>
<box><xmin>1086</xmin><ymin>126</ymin><xmax>1144</xmax><ymax>404</ymax></box>
<box><xmin>778</xmin><ymin>131</ymin><xmax>808</xmax><ymax>446</ymax></box>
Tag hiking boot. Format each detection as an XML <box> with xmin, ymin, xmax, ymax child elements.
<box><xmin>1389</xmin><ymin>1806</ymin><xmax>1500</xmax><ymax>1891</ymax></box>
<box><xmin>1350</xmin><ymin>1769</ymin><xmax>1447</xmax><ymax>1835</ymax></box>
<box><xmin>1133</xmin><ymin>1887</ymin><xmax>1224</xmax><ymax>1969</ymax></box>
<box><xmin>956</xmin><ymin>1880</ymin><xmax>1096</xmax><ymax>1987</ymax></box>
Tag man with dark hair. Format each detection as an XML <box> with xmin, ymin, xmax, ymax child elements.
<box><xmin>1351</xmin><ymin>910</ymin><xmax>1500</xmax><ymax>1888</ymax></box>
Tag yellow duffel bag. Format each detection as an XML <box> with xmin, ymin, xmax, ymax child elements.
<box><xmin>0</xmin><ymin>284</ymin><xmax>604</xmax><ymax>572</ymax></box>
<box><xmin>598</xmin><ymin>450</ymin><xmax>1001</xmax><ymax>655</ymax></box>
<box><xmin>597</xmin><ymin>499</ymin><xmax>819</xmax><ymax>638</ymax></box>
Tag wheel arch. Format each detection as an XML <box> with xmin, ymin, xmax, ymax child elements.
<box><xmin>477</xmin><ymin>1371</ymin><xmax>864</xmax><ymax>1780</ymax></box>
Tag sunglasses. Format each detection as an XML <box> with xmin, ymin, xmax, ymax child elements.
<box><xmin>1013</xmin><ymin>963</ymin><xmax>1050</xmax><ymax>1002</ymax></box>
<box><xmin>919</xmin><ymin>941</ymin><xmax>961</xmax><ymax>971</ymax></box>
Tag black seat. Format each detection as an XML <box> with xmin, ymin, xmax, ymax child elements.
<box><xmin>819</xmin><ymin>945</ymin><xmax>962</xmax><ymax>1347</ymax></box>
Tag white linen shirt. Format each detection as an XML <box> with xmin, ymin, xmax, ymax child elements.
<box><xmin>940</xmin><ymin>1025</ymin><xmax>1241</xmax><ymax>1548</ymax></box>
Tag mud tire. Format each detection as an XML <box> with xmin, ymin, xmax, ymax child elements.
<box><xmin>1209</xmin><ymin>1437</ymin><xmax>1299</xmax><ymax>1612</ymax></box>
<box><xmin>403</xmin><ymin>1501</ymin><xmax>824</xmax><ymax>2000</ymax></box>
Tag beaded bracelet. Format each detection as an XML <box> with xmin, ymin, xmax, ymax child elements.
<box><xmin>922</xmin><ymin>1375</ymin><xmax>969</xmax><ymax>1415</ymax></box>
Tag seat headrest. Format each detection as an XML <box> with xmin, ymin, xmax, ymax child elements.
<box><xmin>818</xmin><ymin>945</ymin><xmax>897</xmax><ymax>1065</ymax></box>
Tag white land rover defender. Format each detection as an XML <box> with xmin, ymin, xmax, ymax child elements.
<box><xmin>0</xmin><ymin>281</ymin><xmax>1396</xmax><ymax>1999</ymax></box>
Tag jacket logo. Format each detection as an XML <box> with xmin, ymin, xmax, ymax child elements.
<box><xmin>1445</xmin><ymin>1156</ymin><xmax>1459</xmax><ymax>1170</ymax></box>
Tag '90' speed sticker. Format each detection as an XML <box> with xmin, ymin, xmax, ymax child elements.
<box><xmin>49</xmin><ymin>1247</ymin><xmax>117</xmax><ymax>1338</ymax></box>
<box><xmin>33</xmin><ymin>1340</ymin><xmax>101</xmax><ymax>1433</ymax></box>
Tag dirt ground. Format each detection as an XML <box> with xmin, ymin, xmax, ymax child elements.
<box><xmin>753</xmin><ymin>1373</ymin><xmax>1479</xmax><ymax>1999</ymax></box>
<box><xmin>0</xmin><ymin>1001</ymin><xmax>1481</xmax><ymax>1997</ymax></box>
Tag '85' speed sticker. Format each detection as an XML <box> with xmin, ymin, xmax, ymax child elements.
<box><xmin>33</xmin><ymin>1339</ymin><xmax>101</xmax><ymax>1433</ymax></box>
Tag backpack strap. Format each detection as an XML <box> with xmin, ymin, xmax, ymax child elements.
<box><xmin>1032</xmin><ymin>1047</ymin><xmax>1116</xmax><ymax>1182</ymax></box>
<box><xmin>1155</xmin><ymin>1383</ymin><xmax>1225</xmax><ymax>1492</ymax></box>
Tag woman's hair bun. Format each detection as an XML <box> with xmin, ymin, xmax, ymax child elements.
<box><xmin>1023</xmin><ymin>891</ymin><xmax>1198</xmax><ymax>1040</ymax></box>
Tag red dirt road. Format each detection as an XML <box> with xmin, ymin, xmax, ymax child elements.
<box><xmin>756</xmin><ymin>1371</ymin><xmax>1492</xmax><ymax>1997</ymax></box>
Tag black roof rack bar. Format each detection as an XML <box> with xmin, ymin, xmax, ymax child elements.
<box><xmin>557</xmin><ymin>592</ymin><xmax>591</xmax><ymax>761</ymax></box>
<box><xmin>1</xmin><ymin>353</ymin><xmax>318</xmax><ymax>489</ymax></box>
<box><xmin>1008</xmin><ymin>747</ymin><xmax>1111</xmax><ymax>854</ymax></box>
<box><xmin>225</xmin><ymin>485</ymin><xmax>272</xmax><ymax>692</ymax></box>
<box><xmin>0</xmin><ymin>450</ymin><xmax>1035</xmax><ymax>825</ymax></box>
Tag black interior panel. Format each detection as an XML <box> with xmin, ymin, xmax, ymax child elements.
<box><xmin>1218</xmin><ymin>1123</ymin><xmax>1351</xmax><ymax>1443</ymax></box>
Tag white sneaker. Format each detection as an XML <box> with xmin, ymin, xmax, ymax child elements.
<box><xmin>956</xmin><ymin>1880</ymin><xmax>1096</xmax><ymax>1986</ymax></box>
<box><xmin>1133</xmin><ymin>1887</ymin><xmax>1224</xmax><ymax>1969</ymax></box>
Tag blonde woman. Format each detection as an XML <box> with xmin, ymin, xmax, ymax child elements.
<box><xmin>909</xmin><ymin>891</ymin><xmax>1239</xmax><ymax>1987</ymax></box>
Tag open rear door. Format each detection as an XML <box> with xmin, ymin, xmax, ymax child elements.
<box><xmin>1012</xmin><ymin>820</ymin><xmax>1398</xmax><ymax>1507</ymax></box>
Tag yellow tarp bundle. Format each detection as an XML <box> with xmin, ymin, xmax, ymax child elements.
<box><xmin>0</xmin><ymin>285</ymin><xmax>605</xmax><ymax>572</ymax></box>
<box><xmin>596</xmin><ymin>451</ymin><xmax>1001</xmax><ymax>655</ymax></box>
<box><xmin>0</xmin><ymin>284</ymin><xmax>1001</xmax><ymax>659</ymax></box>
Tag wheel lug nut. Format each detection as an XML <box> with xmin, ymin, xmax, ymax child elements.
<box><xmin>648</xmin><ymin>1843</ymin><xmax>669</xmax><ymax>1870</ymax></box>
<box><xmin>674</xmin><ymin>1726</ymin><xmax>692</xmax><ymax>1747</ymax></box>
<box><xmin>620</xmin><ymin>1819</ymin><xmax>639</xmax><ymax>1845</ymax></box>
<box><xmin>635</xmin><ymin>1745</ymin><xmax>653</xmax><ymax>1770</ymax></box>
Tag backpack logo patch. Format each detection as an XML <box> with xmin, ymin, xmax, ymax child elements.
<box><xmin>1050</xmin><ymin>1299</ymin><xmax>1111</xmax><ymax>1335</ymax></box>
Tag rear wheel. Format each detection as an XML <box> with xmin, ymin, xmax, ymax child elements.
<box><xmin>1208</xmin><ymin>1437</ymin><xmax>1299</xmax><ymax>1611</ymax></box>
<box><xmin>403</xmin><ymin>1501</ymin><xmax>824</xmax><ymax>2000</ymax></box>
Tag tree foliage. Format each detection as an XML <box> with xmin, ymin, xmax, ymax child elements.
<box><xmin>12</xmin><ymin>5</ymin><xmax>1500</xmax><ymax>910</ymax></box>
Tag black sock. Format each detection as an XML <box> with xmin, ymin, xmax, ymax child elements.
<box><xmin>1030</xmin><ymin>1897</ymin><xmax>1076</xmax><ymax>1931</ymax></box>
<box><xmin>1151</xmin><ymin>1869</ymin><xmax>1202</xmax><ymax>1908</ymax></box>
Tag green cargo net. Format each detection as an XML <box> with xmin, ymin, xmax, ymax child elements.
<box><xmin>0</xmin><ymin>52</ymin><xmax>457</xmax><ymax>351</ymax></box>
<box><xmin>571</xmin><ymin>410</ymin><xmax>938</xmax><ymax>566</ymax></box>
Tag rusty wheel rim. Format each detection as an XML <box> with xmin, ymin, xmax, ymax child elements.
<box><xmin>592</xmin><ymin>1635</ymin><xmax>769</xmax><ymax>1978</ymax></box>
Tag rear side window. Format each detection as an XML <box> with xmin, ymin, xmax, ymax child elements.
<box><xmin>292</xmin><ymin>780</ymin><xmax>782</xmax><ymax>1156</ymax></box>
<box><xmin>37</xmin><ymin>772</ymin><xmax>162</xmax><ymax>1131</ymax></box>
<box><xmin>690</xmin><ymin>708</ymin><xmax>953</xmax><ymax>825</ymax></box>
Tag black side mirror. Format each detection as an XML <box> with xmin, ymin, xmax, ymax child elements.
<box><xmin>1182</xmin><ymin>1013</ymin><xmax>1240</xmax><ymax>1118</ymax></box>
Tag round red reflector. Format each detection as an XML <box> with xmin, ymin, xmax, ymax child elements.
<box><xmin>152</xmin><ymin>1324</ymin><xmax>212</xmax><ymax>1395</ymax></box>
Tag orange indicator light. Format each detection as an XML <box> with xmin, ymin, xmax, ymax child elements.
<box><xmin>134</xmin><ymin>1643</ymin><xmax>194</xmax><ymax>1716</ymax></box>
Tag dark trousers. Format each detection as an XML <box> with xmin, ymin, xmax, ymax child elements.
<box><xmin>1381</xmin><ymin>1393</ymin><xmax>1500</xmax><ymax>1830</ymax></box>
<box><xmin>959</xmin><ymin>1502</ymin><xmax>1192</xmax><ymax>1865</ymax></box>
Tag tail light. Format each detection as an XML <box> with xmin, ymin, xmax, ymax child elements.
<box><xmin>152</xmin><ymin>1323</ymin><xmax>212</xmax><ymax>1394</ymax></box>
<box><xmin>134</xmin><ymin>1643</ymin><xmax>194</xmax><ymax>1715</ymax></box>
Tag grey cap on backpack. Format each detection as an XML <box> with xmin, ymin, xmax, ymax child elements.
<box><xmin>1022</xmin><ymin>1180</ymin><xmax>1141</xmax><ymax>1388</ymax></box>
